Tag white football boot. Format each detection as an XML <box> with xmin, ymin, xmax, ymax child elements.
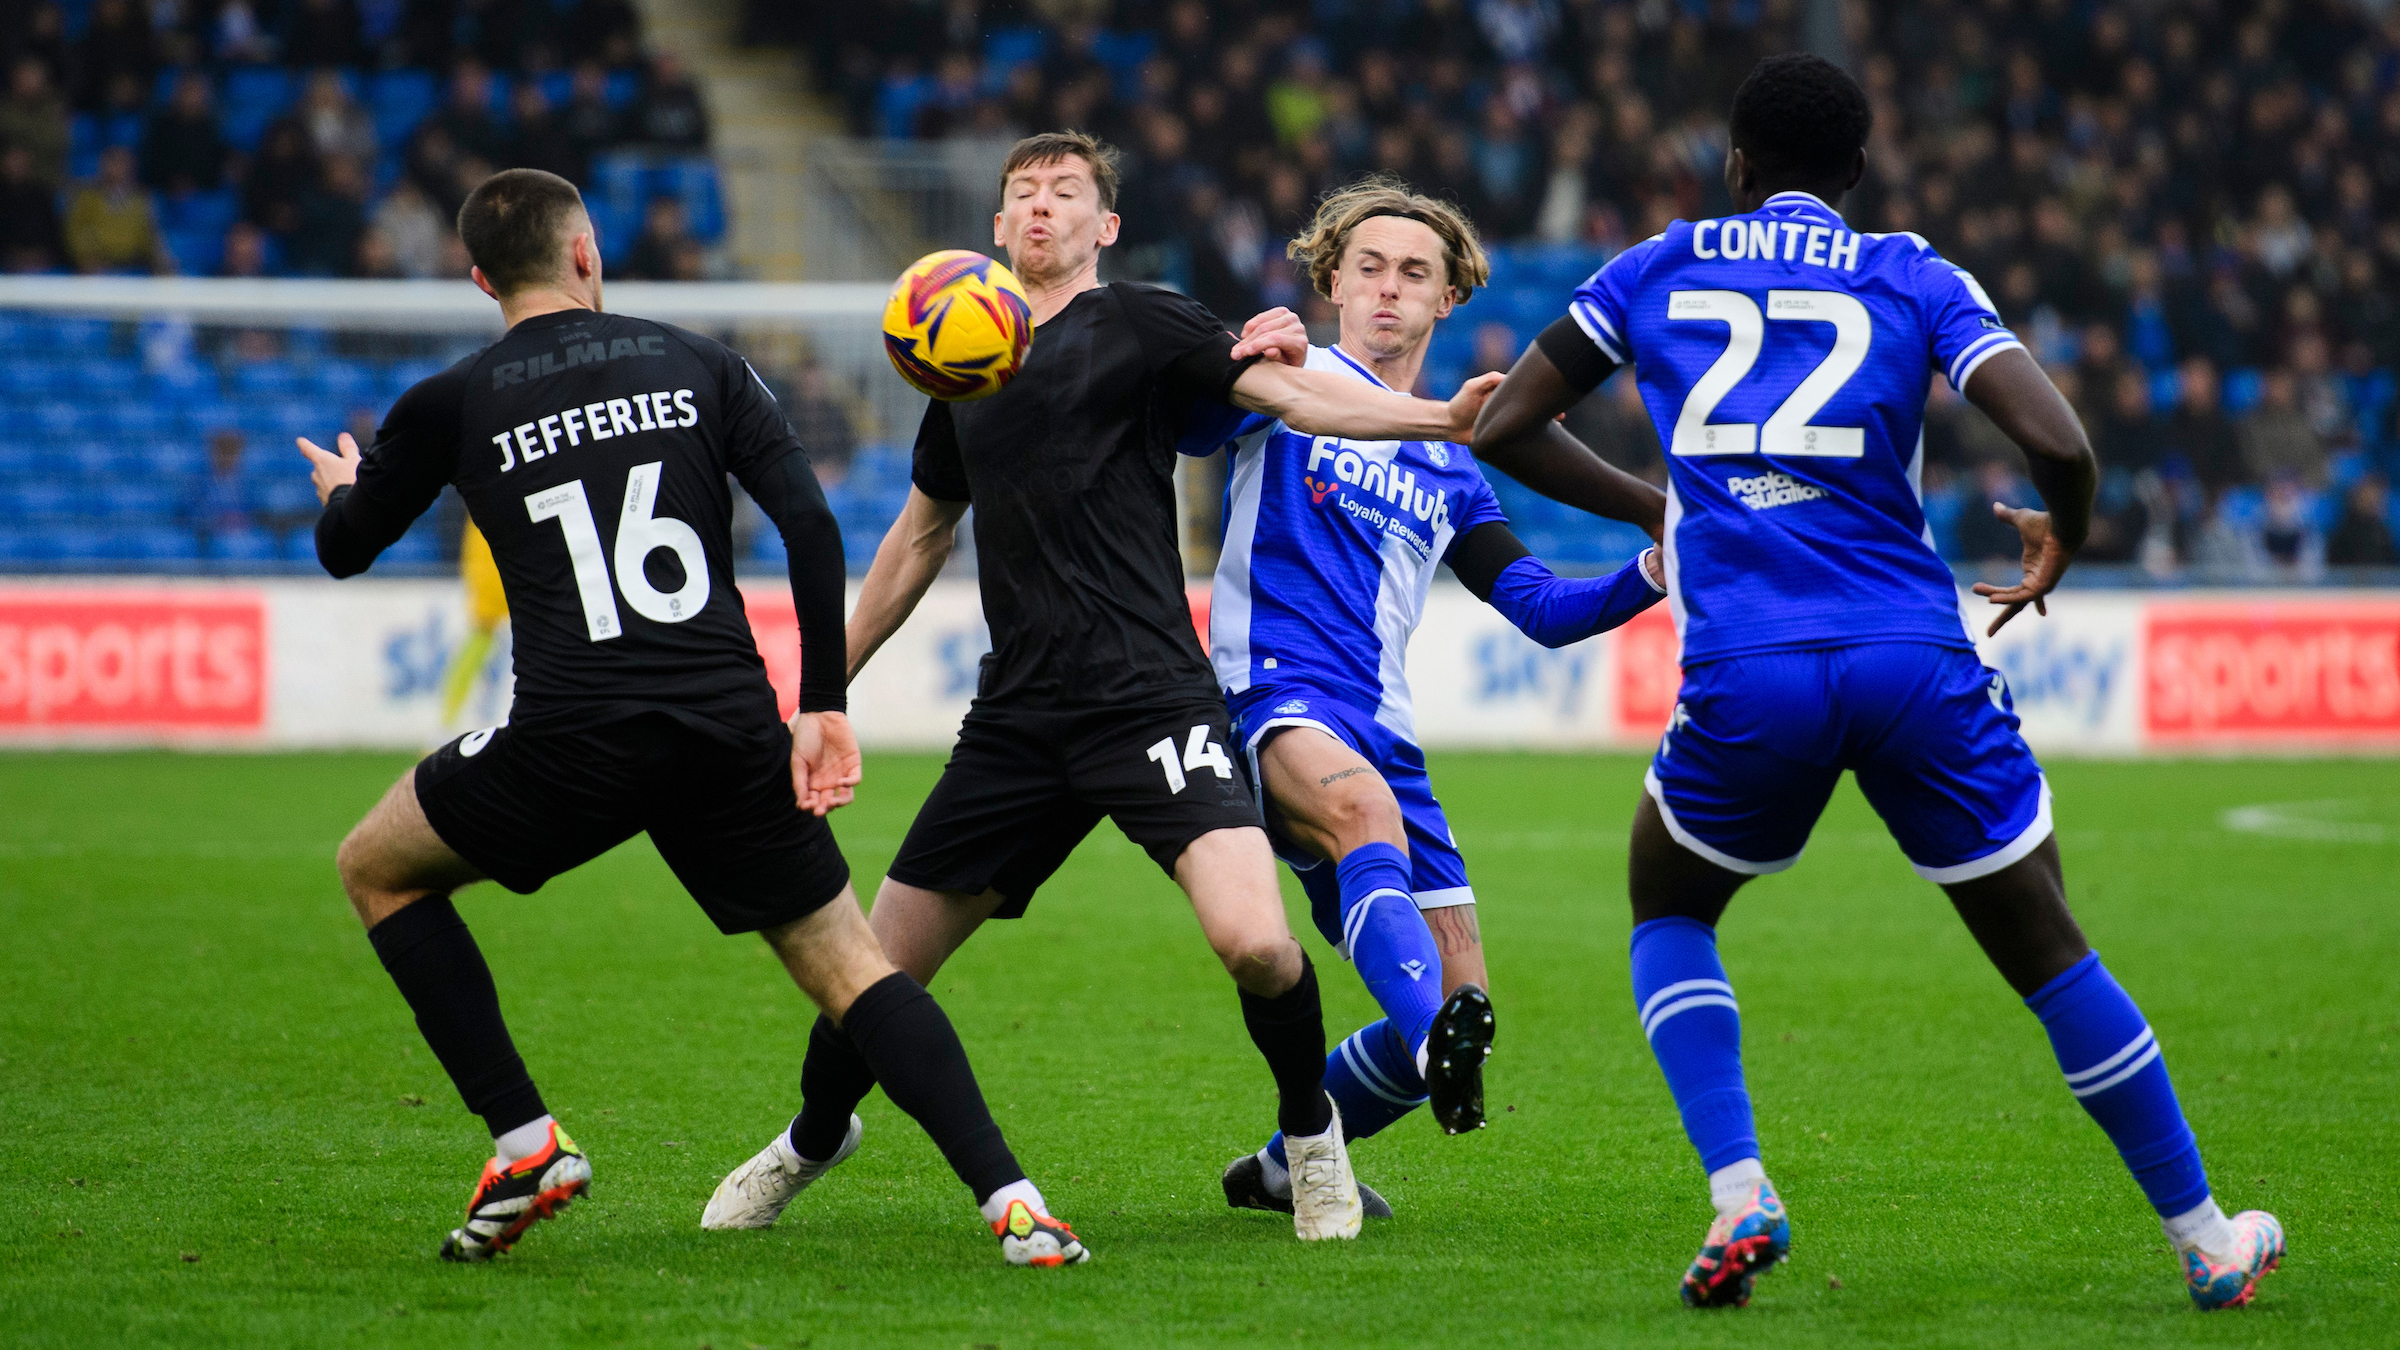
<box><xmin>1283</xmin><ymin>1096</ymin><xmax>1363</xmax><ymax>1241</ymax></box>
<box><xmin>700</xmin><ymin>1114</ymin><xmax>862</xmax><ymax>1230</ymax></box>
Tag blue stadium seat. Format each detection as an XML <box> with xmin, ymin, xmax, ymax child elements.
<box><xmin>252</xmin><ymin>476</ymin><xmax>321</xmax><ymax>518</ymax></box>
<box><xmin>661</xmin><ymin>158</ymin><xmax>725</xmax><ymax>242</ymax></box>
<box><xmin>67</xmin><ymin>113</ymin><xmax>102</xmax><ymax>180</ymax></box>
<box><xmin>32</xmin><ymin>316</ymin><xmax>114</xmax><ymax>355</ymax></box>
<box><xmin>0</xmin><ymin>362</ymin><xmax>57</xmax><ymax>398</ymax></box>
<box><xmin>65</xmin><ymin>443</ymin><xmax>117</xmax><ymax>477</ymax></box>
<box><xmin>151</xmin><ymin>363</ymin><xmax>219</xmax><ymax>402</ymax></box>
<box><xmin>2149</xmin><ymin>368</ymin><xmax>2183</xmax><ymax>414</ymax></box>
<box><xmin>0</xmin><ymin>441</ymin><xmax>35</xmax><ymax>476</ymax></box>
<box><xmin>605</xmin><ymin>70</ymin><xmax>639</xmax><ymax>109</ymax></box>
<box><xmin>94</xmin><ymin>482</ymin><xmax>178</xmax><ymax>522</ymax></box>
<box><xmin>34</xmin><ymin>402</ymin><xmax>89</xmax><ymax>437</ymax></box>
<box><xmin>219</xmin><ymin>67</ymin><xmax>298</xmax><ymax>151</ymax></box>
<box><xmin>175</xmin><ymin>399</ymin><xmax>239</xmax><ymax>437</ymax></box>
<box><xmin>117</xmin><ymin>526</ymin><xmax>202</xmax><ymax>563</ymax></box>
<box><xmin>381</xmin><ymin>360</ymin><xmax>445</xmax><ymax>398</ymax></box>
<box><xmin>313</xmin><ymin>360</ymin><xmax>378</xmax><ymax>402</ymax></box>
<box><xmin>382</xmin><ymin>529</ymin><xmax>440</xmax><ymax>564</ymax></box>
<box><xmin>99</xmin><ymin>403</ymin><xmax>174</xmax><ymax>438</ymax></box>
<box><xmin>156</xmin><ymin>188</ymin><xmax>240</xmax><ymax>235</ymax></box>
<box><xmin>149</xmin><ymin>441</ymin><xmax>211</xmax><ymax>478</ymax></box>
<box><xmin>588</xmin><ymin>199</ymin><xmax>637</xmax><ymax>267</ymax></box>
<box><xmin>367</xmin><ymin>70</ymin><xmax>442</xmax><ymax>150</ymax></box>
<box><xmin>10</xmin><ymin>482</ymin><xmax>80</xmax><ymax>521</ymax></box>
<box><xmin>79</xmin><ymin>357</ymin><xmax>143</xmax><ymax>399</ymax></box>
<box><xmin>228</xmin><ymin>361</ymin><xmax>304</xmax><ymax>398</ymax></box>
<box><xmin>2223</xmin><ymin>368</ymin><xmax>2264</xmax><ymax>416</ymax></box>
<box><xmin>539</xmin><ymin>70</ymin><xmax>574</xmax><ymax>107</ymax></box>
<box><xmin>44</xmin><ymin>527</ymin><xmax>119</xmax><ymax>563</ymax></box>
<box><xmin>753</xmin><ymin>530</ymin><xmax>787</xmax><ymax>564</ymax></box>
<box><xmin>206</xmin><ymin>527</ymin><xmax>281</xmax><ymax>562</ymax></box>
<box><xmin>589</xmin><ymin>152</ymin><xmax>647</xmax><ymax>214</ymax></box>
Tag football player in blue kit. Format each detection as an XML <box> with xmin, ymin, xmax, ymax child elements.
<box><xmin>1473</xmin><ymin>55</ymin><xmax>2282</xmax><ymax>1311</ymax></box>
<box><xmin>1188</xmin><ymin>180</ymin><xmax>1671</xmax><ymax>1218</ymax></box>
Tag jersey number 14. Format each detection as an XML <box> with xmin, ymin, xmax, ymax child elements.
<box><xmin>525</xmin><ymin>462</ymin><xmax>711</xmax><ymax>641</ymax></box>
<box><xmin>1666</xmin><ymin>289</ymin><xmax>1871</xmax><ymax>459</ymax></box>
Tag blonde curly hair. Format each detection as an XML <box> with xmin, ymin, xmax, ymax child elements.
<box><xmin>1286</xmin><ymin>176</ymin><xmax>1491</xmax><ymax>304</ymax></box>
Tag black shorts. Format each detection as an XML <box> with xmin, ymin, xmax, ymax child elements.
<box><xmin>413</xmin><ymin>711</ymin><xmax>851</xmax><ymax>935</ymax></box>
<box><xmin>886</xmin><ymin>699</ymin><xmax>1260</xmax><ymax>917</ymax></box>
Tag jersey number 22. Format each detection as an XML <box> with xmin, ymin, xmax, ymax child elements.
<box><xmin>525</xmin><ymin>461</ymin><xmax>711</xmax><ymax>641</ymax></box>
<box><xmin>1666</xmin><ymin>289</ymin><xmax>1870</xmax><ymax>459</ymax></box>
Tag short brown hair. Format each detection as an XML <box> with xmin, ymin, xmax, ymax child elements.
<box><xmin>457</xmin><ymin>168</ymin><xmax>589</xmax><ymax>295</ymax></box>
<box><xmin>1000</xmin><ymin>130</ymin><xmax>1120</xmax><ymax>213</ymax></box>
<box><xmin>1287</xmin><ymin>176</ymin><xmax>1491</xmax><ymax>304</ymax></box>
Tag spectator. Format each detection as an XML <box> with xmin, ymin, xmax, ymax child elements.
<box><xmin>786</xmin><ymin>363</ymin><xmax>857</xmax><ymax>487</ymax></box>
<box><xmin>624</xmin><ymin>195</ymin><xmax>693</xmax><ymax>281</ymax></box>
<box><xmin>187</xmin><ymin>429</ymin><xmax>255</xmax><ymax>547</ymax></box>
<box><xmin>0</xmin><ymin>57</ymin><xmax>68</xmax><ymax>189</ymax></box>
<box><xmin>506</xmin><ymin>82</ymin><xmax>583</xmax><ymax>184</ymax></box>
<box><xmin>429</xmin><ymin>61</ymin><xmax>509</xmax><ymax>166</ymax></box>
<box><xmin>2326</xmin><ymin>476</ymin><xmax>2398</xmax><ymax>567</ymax></box>
<box><xmin>2163</xmin><ymin>356</ymin><xmax>2245</xmax><ymax>492</ymax></box>
<box><xmin>72</xmin><ymin>0</ymin><xmax>154</xmax><ymax>114</ymax></box>
<box><xmin>405</xmin><ymin>124</ymin><xmax>469</xmax><ymax>218</ymax></box>
<box><xmin>2237</xmin><ymin>369</ymin><xmax>2328</xmax><ymax>487</ymax></box>
<box><xmin>219</xmin><ymin>221</ymin><xmax>272</xmax><ymax>277</ymax></box>
<box><xmin>1464</xmin><ymin>321</ymin><xmax>1519</xmax><ymax>380</ymax></box>
<box><xmin>284</xmin><ymin>0</ymin><xmax>362</xmax><ymax>67</ymax></box>
<box><xmin>2092</xmin><ymin>368</ymin><xmax>2163</xmax><ymax>474</ymax></box>
<box><xmin>631</xmin><ymin>51</ymin><xmax>710</xmax><ymax>150</ymax></box>
<box><xmin>370</xmin><ymin>174</ymin><xmax>449</xmax><ymax>279</ymax></box>
<box><xmin>1562</xmin><ymin>368</ymin><xmax>1664</xmax><ymax>482</ymax></box>
<box><xmin>140</xmin><ymin>71</ymin><xmax>233</xmax><ymax>194</ymax></box>
<box><xmin>289</xmin><ymin>154</ymin><xmax>368</xmax><ymax>276</ymax></box>
<box><xmin>294</xmin><ymin>68</ymin><xmax>377</xmax><ymax>163</ymax></box>
<box><xmin>354</xmin><ymin>225</ymin><xmax>404</xmax><ymax>279</ymax></box>
<box><xmin>559</xmin><ymin>62</ymin><xmax>626</xmax><ymax>182</ymax></box>
<box><xmin>2258</xmin><ymin>478</ymin><xmax>2323</xmax><ymax>578</ymax></box>
<box><xmin>0</xmin><ymin>143</ymin><xmax>65</xmax><ymax>272</ymax></box>
<box><xmin>64</xmin><ymin>146</ymin><xmax>162</xmax><ymax>274</ymax></box>
<box><xmin>1956</xmin><ymin>459</ymin><xmax>2038</xmax><ymax>563</ymax></box>
<box><xmin>245</xmin><ymin>120</ymin><xmax>320</xmax><ymax>237</ymax></box>
<box><xmin>213</xmin><ymin>0</ymin><xmax>278</xmax><ymax>63</ymax></box>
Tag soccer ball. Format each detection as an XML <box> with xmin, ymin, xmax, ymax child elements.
<box><xmin>881</xmin><ymin>250</ymin><xmax>1034</xmax><ymax>401</ymax></box>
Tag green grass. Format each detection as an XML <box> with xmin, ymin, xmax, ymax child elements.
<box><xmin>2</xmin><ymin>750</ymin><xmax>2394</xmax><ymax>1348</ymax></box>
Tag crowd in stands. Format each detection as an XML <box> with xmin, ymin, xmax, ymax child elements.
<box><xmin>776</xmin><ymin>0</ymin><xmax>2400</xmax><ymax>576</ymax></box>
<box><xmin>0</xmin><ymin>0</ymin><xmax>724</xmax><ymax>281</ymax></box>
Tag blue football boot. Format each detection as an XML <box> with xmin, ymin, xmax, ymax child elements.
<box><xmin>1680</xmin><ymin>1179</ymin><xmax>1790</xmax><ymax>1308</ymax></box>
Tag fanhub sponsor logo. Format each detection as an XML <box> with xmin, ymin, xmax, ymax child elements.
<box><xmin>1725</xmin><ymin>471</ymin><xmax>1825</xmax><ymax>511</ymax></box>
<box><xmin>1304</xmin><ymin>437</ymin><xmax>1452</xmax><ymax>533</ymax></box>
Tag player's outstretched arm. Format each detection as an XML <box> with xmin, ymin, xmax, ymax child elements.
<box><xmin>1471</xmin><ymin>335</ymin><xmax>1665</xmax><ymax>538</ymax></box>
<box><xmin>1228</xmin><ymin>360</ymin><xmax>1502</xmax><ymax>443</ymax></box>
<box><xmin>1960</xmin><ymin>347</ymin><xmax>2098</xmax><ymax>635</ymax></box>
<box><xmin>1446</xmin><ymin>520</ymin><xmax>1666</xmax><ymax>648</ymax></box>
<box><xmin>849</xmin><ymin>486</ymin><xmax>968</xmax><ymax>684</ymax></box>
<box><xmin>301</xmin><ymin>430</ymin><xmax>446</xmax><ymax>578</ymax></box>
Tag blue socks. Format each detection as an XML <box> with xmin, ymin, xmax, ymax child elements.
<box><xmin>1264</xmin><ymin>1018</ymin><xmax>1426</xmax><ymax>1172</ymax></box>
<box><xmin>2025</xmin><ymin>952</ymin><xmax>2211</xmax><ymax>1217</ymax></box>
<box><xmin>1630</xmin><ymin>917</ymin><xmax>1759</xmax><ymax>1175</ymax></box>
<box><xmin>1333</xmin><ymin>843</ymin><xmax>1445</xmax><ymax>1054</ymax></box>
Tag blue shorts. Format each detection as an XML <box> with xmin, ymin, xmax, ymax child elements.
<box><xmin>1647</xmin><ymin>642</ymin><xmax>2052</xmax><ymax>883</ymax></box>
<box><xmin>1229</xmin><ymin>685</ymin><xmax>1475</xmax><ymax>952</ymax></box>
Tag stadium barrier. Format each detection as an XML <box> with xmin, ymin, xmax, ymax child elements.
<box><xmin>2</xmin><ymin>577</ymin><xmax>2394</xmax><ymax>755</ymax></box>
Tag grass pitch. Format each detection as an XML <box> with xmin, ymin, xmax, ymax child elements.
<box><xmin>2</xmin><ymin>749</ymin><xmax>2393</xmax><ymax>1348</ymax></box>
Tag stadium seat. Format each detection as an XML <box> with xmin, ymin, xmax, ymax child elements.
<box><xmin>381</xmin><ymin>360</ymin><xmax>446</xmax><ymax>399</ymax></box>
<box><xmin>660</xmin><ymin>158</ymin><xmax>725</xmax><ymax>242</ymax></box>
<box><xmin>10</xmin><ymin>482</ymin><xmax>80</xmax><ymax>521</ymax></box>
<box><xmin>312</xmin><ymin>360</ymin><xmax>378</xmax><ymax>403</ymax></box>
<box><xmin>367</xmin><ymin>70</ymin><xmax>441</xmax><ymax>150</ymax></box>
<box><xmin>589</xmin><ymin>153</ymin><xmax>648</xmax><ymax>215</ymax></box>
<box><xmin>229</xmin><ymin>361</ymin><xmax>304</xmax><ymax>398</ymax></box>
<box><xmin>149</xmin><ymin>441</ymin><xmax>210</xmax><ymax>478</ymax></box>
<box><xmin>0</xmin><ymin>361</ymin><xmax>57</xmax><ymax>398</ymax></box>
<box><xmin>253</xmin><ymin>476</ymin><xmax>322</xmax><ymax>519</ymax></box>
<box><xmin>588</xmin><ymin>199</ymin><xmax>637</xmax><ymax>267</ymax></box>
<box><xmin>94</xmin><ymin>482</ymin><xmax>178</xmax><ymax>523</ymax></box>
<box><xmin>34</xmin><ymin>402</ymin><xmax>89</xmax><ymax>437</ymax></box>
<box><xmin>382</xmin><ymin>529</ymin><xmax>440</xmax><ymax>564</ymax></box>
<box><xmin>0</xmin><ymin>441</ymin><xmax>35</xmax><ymax>476</ymax></box>
<box><xmin>67</xmin><ymin>113</ymin><xmax>102</xmax><ymax>181</ymax></box>
<box><xmin>117</xmin><ymin>526</ymin><xmax>202</xmax><ymax>564</ymax></box>
<box><xmin>156</xmin><ymin>188</ymin><xmax>239</xmax><ymax>235</ymax></box>
<box><xmin>605</xmin><ymin>70</ymin><xmax>639</xmax><ymax>109</ymax></box>
<box><xmin>2223</xmin><ymin>368</ymin><xmax>2264</xmax><ymax>416</ymax></box>
<box><xmin>206</xmin><ymin>527</ymin><xmax>281</xmax><ymax>563</ymax></box>
<box><xmin>79</xmin><ymin>358</ymin><xmax>143</xmax><ymax>399</ymax></box>
<box><xmin>99</xmin><ymin>403</ymin><xmax>173</xmax><ymax>439</ymax></box>
<box><xmin>219</xmin><ymin>67</ymin><xmax>299</xmax><ymax>151</ymax></box>
<box><xmin>150</xmin><ymin>362</ymin><xmax>218</xmax><ymax>402</ymax></box>
<box><xmin>37</xmin><ymin>317</ymin><xmax>115</xmax><ymax>355</ymax></box>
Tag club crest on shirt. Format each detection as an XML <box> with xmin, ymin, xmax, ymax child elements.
<box><xmin>1425</xmin><ymin>442</ymin><xmax>1451</xmax><ymax>467</ymax></box>
<box><xmin>1274</xmin><ymin>699</ymin><xmax>1309</xmax><ymax>715</ymax></box>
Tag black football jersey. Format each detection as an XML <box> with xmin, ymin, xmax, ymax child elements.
<box><xmin>912</xmin><ymin>282</ymin><xmax>1252</xmax><ymax>709</ymax></box>
<box><xmin>317</xmin><ymin>308</ymin><xmax>844</xmax><ymax>735</ymax></box>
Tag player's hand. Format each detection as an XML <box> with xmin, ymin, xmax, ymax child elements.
<box><xmin>1447</xmin><ymin>371</ymin><xmax>1505</xmax><ymax>442</ymax></box>
<box><xmin>1641</xmin><ymin>546</ymin><xmax>1664</xmax><ymax>589</ymax></box>
<box><xmin>1970</xmin><ymin>502</ymin><xmax>2071</xmax><ymax>635</ymax></box>
<box><xmin>297</xmin><ymin>433</ymin><xmax>363</xmax><ymax>505</ymax></box>
<box><xmin>789</xmin><ymin>710</ymin><xmax>863</xmax><ymax>816</ymax></box>
<box><xmin>1231</xmin><ymin>307</ymin><xmax>1309</xmax><ymax>366</ymax></box>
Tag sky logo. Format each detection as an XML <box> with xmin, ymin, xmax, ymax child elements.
<box><xmin>1991</xmin><ymin>629</ymin><xmax>2125</xmax><ymax>730</ymax></box>
<box><xmin>1472</xmin><ymin>628</ymin><xmax>1590</xmax><ymax>717</ymax></box>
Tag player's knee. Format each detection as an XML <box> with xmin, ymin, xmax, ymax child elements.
<box><xmin>1320</xmin><ymin>784</ymin><xmax>1406</xmax><ymax>851</ymax></box>
<box><xmin>1212</xmin><ymin>929</ymin><xmax>1297</xmax><ymax>989</ymax></box>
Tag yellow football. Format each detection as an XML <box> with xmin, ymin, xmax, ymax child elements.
<box><xmin>881</xmin><ymin>250</ymin><xmax>1034</xmax><ymax>401</ymax></box>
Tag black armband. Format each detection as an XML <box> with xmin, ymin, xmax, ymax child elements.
<box><xmin>1535</xmin><ymin>314</ymin><xmax>1619</xmax><ymax>395</ymax></box>
<box><xmin>1444</xmin><ymin>520</ymin><xmax>1535</xmax><ymax>602</ymax></box>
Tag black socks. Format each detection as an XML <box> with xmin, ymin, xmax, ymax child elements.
<box><xmin>818</xmin><ymin>972</ymin><xmax>1023</xmax><ymax>1204</ymax></box>
<box><xmin>366</xmin><ymin>894</ymin><xmax>547</xmax><ymax>1137</ymax></box>
<box><xmin>1240</xmin><ymin>952</ymin><xmax>1334</xmax><ymax>1138</ymax></box>
<box><xmin>789</xmin><ymin>1012</ymin><xmax>877</xmax><ymax>1162</ymax></box>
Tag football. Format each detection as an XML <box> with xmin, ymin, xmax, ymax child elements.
<box><xmin>881</xmin><ymin>249</ymin><xmax>1034</xmax><ymax>401</ymax></box>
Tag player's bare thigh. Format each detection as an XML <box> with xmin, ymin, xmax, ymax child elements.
<box><xmin>335</xmin><ymin>766</ymin><xmax>488</xmax><ymax>928</ymax></box>
<box><xmin>860</xmin><ymin>874</ymin><xmax>1009</xmax><ymax>986</ymax></box>
<box><xmin>1255</xmin><ymin>726</ymin><xmax>1408</xmax><ymax>860</ymax></box>
<box><xmin>1173</xmin><ymin>826</ymin><xmax>1304</xmax><ymax>996</ymax></box>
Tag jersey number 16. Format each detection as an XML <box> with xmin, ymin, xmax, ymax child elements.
<box><xmin>524</xmin><ymin>461</ymin><xmax>711</xmax><ymax>641</ymax></box>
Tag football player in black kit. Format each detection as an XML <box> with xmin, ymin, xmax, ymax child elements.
<box><xmin>300</xmin><ymin>168</ymin><xmax>1087</xmax><ymax>1268</ymax></box>
<box><xmin>705</xmin><ymin>132</ymin><xmax>1503</xmax><ymax>1244</ymax></box>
